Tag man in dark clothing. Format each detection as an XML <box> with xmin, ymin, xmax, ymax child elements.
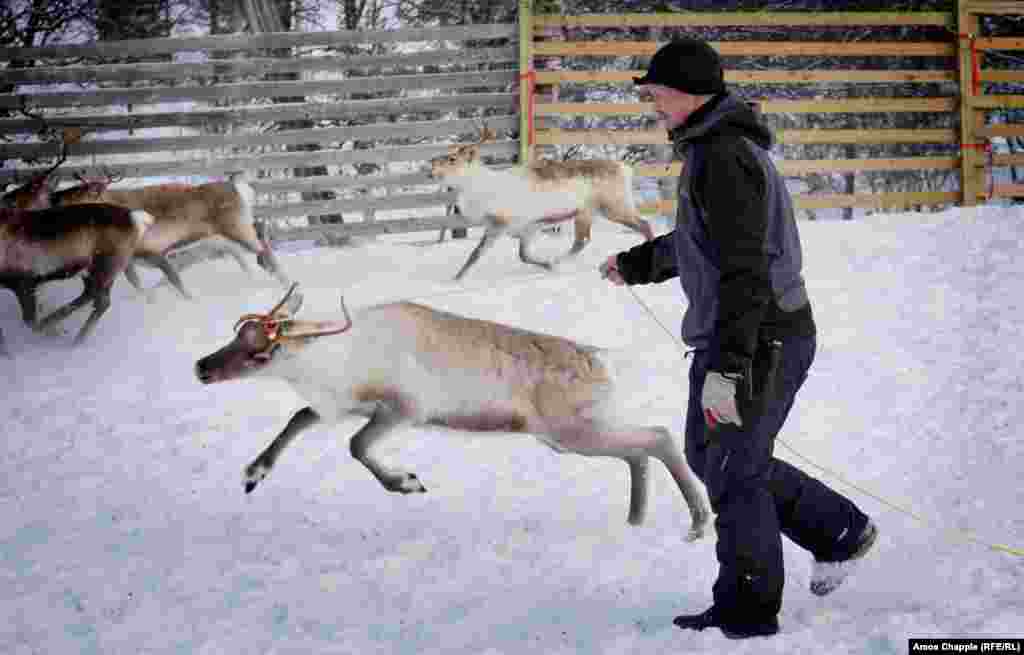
<box><xmin>600</xmin><ymin>37</ymin><xmax>878</xmax><ymax>639</ymax></box>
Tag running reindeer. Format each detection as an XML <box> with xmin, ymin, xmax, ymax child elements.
<box><xmin>0</xmin><ymin>109</ymin><xmax>80</xmax><ymax>210</ymax></box>
<box><xmin>428</xmin><ymin>127</ymin><xmax>654</xmax><ymax>280</ymax></box>
<box><xmin>0</xmin><ymin>203</ymin><xmax>154</xmax><ymax>356</ymax></box>
<box><xmin>195</xmin><ymin>284</ymin><xmax>711</xmax><ymax>536</ymax></box>
<box><xmin>52</xmin><ymin>172</ymin><xmax>291</xmax><ymax>300</ymax></box>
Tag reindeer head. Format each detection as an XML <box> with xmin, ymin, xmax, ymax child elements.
<box><xmin>195</xmin><ymin>285</ymin><xmax>352</xmax><ymax>384</ymax></box>
<box><xmin>51</xmin><ymin>170</ymin><xmax>121</xmax><ymax>207</ymax></box>
<box><xmin>1</xmin><ymin>173</ymin><xmax>56</xmax><ymax>210</ymax></box>
<box><xmin>427</xmin><ymin>126</ymin><xmax>496</xmax><ymax>180</ymax></box>
<box><xmin>1</xmin><ymin>131</ymin><xmax>73</xmax><ymax>210</ymax></box>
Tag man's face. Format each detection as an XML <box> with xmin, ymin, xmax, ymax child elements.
<box><xmin>639</xmin><ymin>84</ymin><xmax>704</xmax><ymax>130</ymax></box>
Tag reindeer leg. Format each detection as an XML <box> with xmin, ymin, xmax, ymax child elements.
<box><xmin>565</xmin><ymin>209</ymin><xmax>593</xmax><ymax>259</ymax></box>
<box><xmin>214</xmin><ymin>239</ymin><xmax>254</xmax><ymax>276</ymax></box>
<box><xmin>244</xmin><ymin>406</ymin><xmax>320</xmax><ymax>493</ymax></box>
<box><xmin>453</xmin><ymin>224</ymin><xmax>505</xmax><ymax>281</ymax></box>
<box><xmin>34</xmin><ymin>286</ymin><xmax>94</xmax><ymax>334</ymax></box>
<box><xmin>626</xmin><ymin>455</ymin><xmax>650</xmax><ymax>526</ymax></box>
<box><xmin>123</xmin><ymin>260</ymin><xmax>159</xmax><ymax>304</ymax></box>
<box><xmin>349</xmin><ymin>406</ymin><xmax>426</xmax><ymax>494</ymax></box>
<box><xmin>142</xmin><ymin>254</ymin><xmax>192</xmax><ymax>300</ymax></box>
<box><xmin>649</xmin><ymin>426</ymin><xmax>711</xmax><ymax>541</ymax></box>
<box><xmin>542</xmin><ymin>420</ymin><xmax>709</xmax><ymax>534</ymax></box>
<box><xmin>517</xmin><ymin>223</ymin><xmax>556</xmax><ymax>271</ymax></box>
<box><xmin>72</xmin><ymin>285</ymin><xmax>111</xmax><ymax>346</ymax></box>
<box><xmin>12</xmin><ymin>279</ymin><xmax>39</xmax><ymax>327</ymax></box>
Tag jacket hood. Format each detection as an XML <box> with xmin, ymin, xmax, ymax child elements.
<box><xmin>668</xmin><ymin>92</ymin><xmax>774</xmax><ymax>152</ymax></box>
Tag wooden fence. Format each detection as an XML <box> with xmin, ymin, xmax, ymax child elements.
<box><xmin>1</xmin><ymin>0</ymin><xmax>1023</xmax><ymax>244</ymax></box>
<box><xmin>524</xmin><ymin>0</ymin><xmax>1024</xmax><ymax>214</ymax></box>
<box><xmin>0</xmin><ymin>25</ymin><xmax>521</xmax><ymax>241</ymax></box>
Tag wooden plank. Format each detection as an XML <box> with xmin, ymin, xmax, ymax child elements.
<box><xmin>976</xmin><ymin>125</ymin><xmax>1024</xmax><ymax>138</ymax></box>
<box><xmin>776</xmin><ymin>129</ymin><xmax>957</xmax><ymax>145</ymax></box>
<box><xmin>251</xmin><ymin>172</ymin><xmax>434</xmax><ymax>194</ymax></box>
<box><xmin>574</xmin><ymin>70</ymin><xmax>955</xmax><ymax>85</ymax></box>
<box><xmin>982</xmin><ymin>71</ymin><xmax>1024</xmax><ymax>83</ymax></box>
<box><xmin>269</xmin><ymin>215</ymin><xmax>467</xmax><ymax>241</ymax></box>
<box><xmin>976</xmin><ymin>37</ymin><xmax>1024</xmax><ymax>50</ymax></box>
<box><xmin>969</xmin><ymin>95</ymin><xmax>1024</xmax><ymax>110</ymax></box>
<box><xmin>638</xmin><ymin>191</ymin><xmax>960</xmax><ymax>213</ymax></box>
<box><xmin>536</xmin><ymin>127</ymin><xmax>957</xmax><ymax>145</ymax></box>
<box><xmin>533</xmin><ymin>12</ymin><xmax>953</xmax><ymax>28</ymax></box>
<box><xmin>0</xmin><ymin>141</ymin><xmax>520</xmax><ymax>185</ymax></box>
<box><xmin>532</xmin><ymin>41</ymin><xmax>955</xmax><ymax>58</ymax></box>
<box><xmin>534</xmin><ymin>69</ymin><xmax>957</xmax><ymax>84</ymax></box>
<box><xmin>0</xmin><ymin>24</ymin><xmax>518</xmax><ymax>61</ymax></box>
<box><xmin>1</xmin><ymin>70</ymin><xmax>518</xmax><ymax>110</ymax></box>
<box><xmin>991</xmin><ymin>184</ymin><xmax>1024</xmax><ymax>198</ymax></box>
<box><xmin>534</xmin><ymin>98</ymin><xmax>955</xmax><ymax>116</ymax></box>
<box><xmin>0</xmin><ymin>116</ymin><xmax>518</xmax><ymax>160</ymax></box>
<box><xmin>993</xmin><ymin>153</ymin><xmax>1024</xmax><ymax>167</ymax></box>
<box><xmin>965</xmin><ymin>2</ymin><xmax>1024</xmax><ymax>16</ymax></box>
<box><xmin>254</xmin><ymin>191</ymin><xmax>458</xmax><ymax>220</ymax></box>
<box><xmin>0</xmin><ymin>48</ymin><xmax>518</xmax><ymax>85</ymax></box>
<box><xmin>632</xmin><ymin>157</ymin><xmax>959</xmax><ymax>177</ymax></box>
<box><xmin>0</xmin><ymin>92</ymin><xmax>518</xmax><ymax>134</ymax></box>
<box><xmin>791</xmin><ymin>191</ymin><xmax>960</xmax><ymax>209</ymax></box>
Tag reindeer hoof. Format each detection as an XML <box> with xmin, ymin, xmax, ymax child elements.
<box><xmin>685</xmin><ymin>514</ymin><xmax>711</xmax><ymax>542</ymax></box>
<box><xmin>244</xmin><ymin>461</ymin><xmax>270</xmax><ymax>493</ymax></box>
<box><xmin>387</xmin><ymin>472</ymin><xmax>427</xmax><ymax>494</ymax></box>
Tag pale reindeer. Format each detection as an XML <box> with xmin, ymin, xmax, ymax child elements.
<box><xmin>428</xmin><ymin>128</ymin><xmax>655</xmax><ymax>280</ymax></box>
<box><xmin>0</xmin><ymin>203</ymin><xmax>154</xmax><ymax>356</ymax></box>
<box><xmin>194</xmin><ymin>285</ymin><xmax>711</xmax><ymax>537</ymax></box>
<box><xmin>51</xmin><ymin>173</ymin><xmax>291</xmax><ymax>300</ymax></box>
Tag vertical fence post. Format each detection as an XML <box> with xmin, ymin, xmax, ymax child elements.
<box><xmin>518</xmin><ymin>0</ymin><xmax>534</xmax><ymax>166</ymax></box>
<box><xmin>957</xmin><ymin>0</ymin><xmax>984</xmax><ymax>207</ymax></box>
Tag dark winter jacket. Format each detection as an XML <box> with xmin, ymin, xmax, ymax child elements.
<box><xmin>615</xmin><ymin>92</ymin><xmax>815</xmax><ymax>375</ymax></box>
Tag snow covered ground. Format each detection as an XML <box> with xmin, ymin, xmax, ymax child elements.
<box><xmin>1</xmin><ymin>205</ymin><xmax>1022</xmax><ymax>654</ymax></box>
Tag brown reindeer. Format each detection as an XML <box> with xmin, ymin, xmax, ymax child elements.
<box><xmin>52</xmin><ymin>173</ymin><xmax>291</xmax><ymax>299</ymax></box>
<box><xmin>0</xmin><ymin>204</ymin><xmax>154</xmax><ymax>355</ymax></box>
<box><xmin>1</xmin><ymin>139</ymin><xmax>70</xmax><ymax>211</ymax></box>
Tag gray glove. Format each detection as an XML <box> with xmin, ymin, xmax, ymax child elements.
<box><xmin>701</xmin><ymin>371</ymin><xmax>743</xmax><ymax>428</ymax></box>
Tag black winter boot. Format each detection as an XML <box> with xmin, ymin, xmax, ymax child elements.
<box><xmin>673</xmin><ymin>606</ymin><xmax>780</xmax><ymax>639</ymax></box>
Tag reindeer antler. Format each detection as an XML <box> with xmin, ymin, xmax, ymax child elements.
<box><xmin>234</xmin><ymin>284</ymin><xmax>352</xmax><ymax>353</ymax></box>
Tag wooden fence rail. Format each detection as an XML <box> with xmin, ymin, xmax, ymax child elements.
<box><xmin>1</xmin><ymin>2</ymin><xmax>1022</xmax><ymax>245</ymax></box>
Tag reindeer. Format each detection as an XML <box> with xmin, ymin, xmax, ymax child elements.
<box><xmin>51</xmin><ymin>173</ymin><xmax>291</xmax><ymax>300</ymax></box>
<box><xmin>0</xmin><ymin>203</ymin><xmax>154</xmax><ymax>356</ymax></box>
<box><xmin>1</xmin><ymin>126</ymin><xmax>73</xmax><ymax>211</ymax></box>
<box><xmin>194</xmin><ymin>285</ymin><xmax>711</xmax><ymax>536</ymax></box>
<box><xmin>428</xmin><ymin>128</ymin><xmax>655</xmax><ymax>281</ymax></box>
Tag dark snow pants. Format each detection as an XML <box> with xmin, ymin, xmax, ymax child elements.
<box><xmin>684</xmin><ymin>334</ymin><xmax>869</xmax><ymax>623</ymax></box>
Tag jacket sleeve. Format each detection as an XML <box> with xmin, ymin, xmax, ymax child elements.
<box><xmin>698</xmin><ymin>138</ymin><xmax>773</xmax><ymax>374</ymax></box>
<box><xmin>614</xmin><ymin>232</ymin><xmax>679</xmax><ymax>285</ymax></box>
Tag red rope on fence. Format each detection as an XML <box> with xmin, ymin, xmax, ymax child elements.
<box><xmin>519</xmin><ymin>70</ymin><xmax>536</xmax><ymax>146</ymax></box>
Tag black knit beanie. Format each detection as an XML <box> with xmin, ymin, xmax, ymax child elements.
<box><xmin>633</xmin><ymin>37</ymin><xmax>726</xmax><ymax>95</ymax></box>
